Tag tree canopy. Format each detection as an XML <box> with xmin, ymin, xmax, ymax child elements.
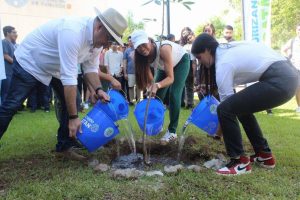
<box><xmin>271</xmin><ymin>0</ymin><xmax>300</xmax><ymax>49</ymax></box>
<box><xmin>122</xmin><ymin>12</ymin><xmax>145</xmax><ymax>43</ymax></box>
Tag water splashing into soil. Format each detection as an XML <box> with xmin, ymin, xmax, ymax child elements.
<box><xmin>111</xmin><ymin>153</ymin><xmax>179</xmax><ymax>170</ymax></box>
<box><xmin>177</xmin><ymin>122</ymin><xmax>190</xmax><ymax>161</ymax></box>
<box><xmin>118</xmin><ymin>119</ymin><xmax>136</xmax><ymax>154</ymax></box>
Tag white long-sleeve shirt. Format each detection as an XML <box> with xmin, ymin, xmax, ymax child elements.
<box><xmin>14</xmin><ymin>16</ymin><xmax>101</xmax><ymax>86</ymax></box>
<box><xmin>104</xmin><ymin>49</ymin><xmax>123</xmax><ymax>76</ymax></box>
<box><xmin>215</xmin><ymin>41</ymin><xmax>286</xmax><ymax>101</ymax></box>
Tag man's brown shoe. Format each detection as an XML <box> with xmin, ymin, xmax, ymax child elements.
<box><xmin>55</xmin><ymin>147</ymin><xmax>87</xmax><ymax>161</ymax></box>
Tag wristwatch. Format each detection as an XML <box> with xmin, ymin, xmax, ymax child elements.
<box><xmin>95</xmin><ymin>86</ymin><xmax>103</xmax><ymax>94</ymax></box>
<box><xmin>69</xmin><ymin>114</ymin><xmax>79</xmax><ymax>119</ymax></box>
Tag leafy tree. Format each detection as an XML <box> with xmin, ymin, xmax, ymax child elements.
<box><xmin>194</xmin><ymin>1</ymin><xmax>242</xmax><ymax>41</ymax></box>
<box><xmin>225</xmin><ymin>0</ymin><xmax>243</xmax><ymax>40</ymax></box>
<box><xmin>123</xmin><ymin>12</ymin><xmax>145</xmax><ymax>43</ymax></box>
<box><xmin>232</xmin><ymin>13</ymin><xmax>243</xmax><ymax>41</ymax></box>
<box><xmin>229</xmin><ymin>0</ymin><xmax>242</xmax><ymax>11</ymax></box>
<box><xmin>142</xmin><ymin>0</ymin><xmax>195</xmax><ymax>34</ymax></box>
<box><xmin>271</xmin><ymin>0</ymin><xmax>300</xmax><ymax>49</ymax></box>
<box><xmin>194</xmin><ymin>16</ymin><xmax>226</xmax><ymax>38</ymax></box>
<box><xmin>142</xmin><ymin>0</ymin><xmax>195</xmax><ymax>10</ymax></box>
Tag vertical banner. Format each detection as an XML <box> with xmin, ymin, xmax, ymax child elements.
<box><xmin>0</xmin><ymin>18</ymin><xmax>6</xmax><ymax>81</ymax></box>
<box><xmin>242</xmin><ymin>0</ymin><xmax>272</xmax><ymax>46</ymax></box>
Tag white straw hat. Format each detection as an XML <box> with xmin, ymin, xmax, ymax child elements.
<box><xmin>94</xmin><ymin>7</ymin><xmax>128</xmax><ymax>46</ymax></box>
<box><xmin>131</xmin><ymin>30</ymin><xmax>149</xmax><ymax>49</ymax></box>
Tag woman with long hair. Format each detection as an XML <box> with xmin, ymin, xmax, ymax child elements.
<box><xmin>179</xmin><ymin>27</ymin><xmax>196</xmax><ymax>109</ymax></box>
<box><xmin>131</xmin><ymin>30</ymin><xmax>189</xmax><ymax>143</ymax></box>
<box><xmin>192</xmin><ymin>33</ymin><xmax>298</xmax><ymax>175</ymax></box>
<box><xmin>195</xmin><ymin>23</ymin><xmax>221</xmax><ymax>140</ymax></box>
<box><xmin>195</xmin><ymin>23</ymin><xmax>218</xmax><ymax>99</ymax></box>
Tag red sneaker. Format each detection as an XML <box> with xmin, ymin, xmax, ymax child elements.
<box><xmin>250</xmin><ymin>152</ymin><xmax>275</xmax><ymax>169</ymax></box>
<box><xmin>216</xmin><ymin>156</ymin><xmax>251</xmax><ymax>176</ymax></box>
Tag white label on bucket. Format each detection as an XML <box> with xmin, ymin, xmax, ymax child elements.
<box><xmin>104</xmin><ymin>127</ymin><xmax>114</xmax><ymax>137</ymax></box>
<box><xmin>90</xmin><ymin>124</ymin><xmax>99</xmax><ymax>133</ymax></box>
<box><xmin>210</xmin><ymin>104</ymin><xmax>217</xmax><ymax>115</ymax></box>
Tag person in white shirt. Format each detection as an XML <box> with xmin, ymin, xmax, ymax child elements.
<box><xmin>105</xmin><ymin>42</ymin><xmax>123</xmax><ymax>77</ymax></box>
<box><xmin>104</xmin><ymin>42</ymin><xmax>125</xmax><ymax>92</ymax></box>
<box><xmin>191</xmin><ymin>33</ymin><xmax>299</xmax><ymax>175</ymax></box>
<box><xmin>281</xmin><ymin>23</ymin><xmax>300</xmax><ymax>113</ymax></box>
<box><xmin>180</xmin><ymin>27</ymin><xmax>197</xmax><ymax>109</ymax></box>
<box><xmin>0</xmin><ymin>8</ymin><xmax>127</xmax><ymax>159</ymax></box>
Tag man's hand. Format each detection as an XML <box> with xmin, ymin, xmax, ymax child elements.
<box><xmin>194</xmin><ymin>85</ymin><xmax>207</xmax><ymax>95</ymax></box>
<box><xmin>146</xmin><ymin>83</ymin><xmax>160</xmax><ymax>97</ymax></box>
<box><xmin>95</xmin><ymin>89</ymin><xmax>110</xmax><ymax>102</ymax></box>
<box><xmin>68</xmin><ymin>118</ymin><xmax>81</xmax><ymax>138</ymax></box>
<box><xmin>124</xmin><ymin>73</ymin><xmax>128</xmax><ymax>80</ymax></box>
<box><xmin>111</xmin><ymin>78</ymin><xmax>121</xmax><ymax>90</ymax></box>
<box><xmin>89</xmin><ymin>91</ymin><xmax>97</xmax><ymax>104</ymax></box>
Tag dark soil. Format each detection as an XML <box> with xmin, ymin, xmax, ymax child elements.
<box><xmin>0</xmin><ymin>134</ymin><xmax>253</xmax><ymax>191</ymax></box>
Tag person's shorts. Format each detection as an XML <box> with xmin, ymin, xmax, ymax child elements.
<box><xmin>127</xmin><ymin>74</ymin><xmax>136</xmax><ymax>87</ymax></box>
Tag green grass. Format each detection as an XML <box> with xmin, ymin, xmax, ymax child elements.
<box><xmin>0</xmin><ymin>99</ymin><xmax>300</xmax><ymax>199</ymax></box>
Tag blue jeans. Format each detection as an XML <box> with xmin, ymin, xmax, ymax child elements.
<box><xmin>0</xmin><ymin>59</ymin><xmax>75</xmax><ymax>152</ymax></box>
<box><xmin>1</xmin><ymin>75</ymin><xmax>12</xmax><ymax>103</ymax></box>
<box><xmin>217</xmin><ymin>61</ymin><xmax>299</xmax><ymax>158</ymax></box>
<box><xmin>27</xmin><ymin>82</ymin><xmax>50</xmax><ymax>111</ymax></box>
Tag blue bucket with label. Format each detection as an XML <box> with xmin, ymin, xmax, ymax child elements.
<box><xmin>95</xmin><ymin>89</ymin><xmax>129</xmax><ymax>121</ymax></box>
<box><xmin>77</xmin><ymin>106</ymin><xmax>119</xmax><ymax>152</ymax></box>
<box><xmin>188</xmin><ymin>95</ymin><xmax>220</xmax><ymax>135</ymax></box>
<box><xmin>134</xmin><ymin>98</ymin><xmax>165</xmax><ymax>136</ymax></box>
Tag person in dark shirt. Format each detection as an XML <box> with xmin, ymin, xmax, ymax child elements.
<box><xmin>1</xmin><ymin>26</ymin><xmax>16</xmax><ymax>103</ymax></box>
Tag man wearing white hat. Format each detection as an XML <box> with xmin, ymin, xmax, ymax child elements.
<box><xmin>0</xmin><ymin>8</ymin><xmax>127</xmax><ymax>159</ymax></box>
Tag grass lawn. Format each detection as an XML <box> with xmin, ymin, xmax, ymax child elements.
<box><xmin>0</xmin><ymin>98</ymin><xmax>300</xmax><ymax>199</ymax></box>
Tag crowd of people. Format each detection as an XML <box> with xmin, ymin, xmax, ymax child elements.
<box><xmin>1</xmin><ymin>7</ymin><xmax>299</xmax><ymax>176</ymax></box>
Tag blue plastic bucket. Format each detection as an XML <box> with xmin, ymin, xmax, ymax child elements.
<box><xmin>77</xmin><ymin>107</ymin><xmax>119</xmax><ymax>152</ymax></box>
<box><xmin>188</xmin><ymin>95</ymin><xmax>220</xmax><ymax>135</ymax></box>
<box><xmin>134</xmin><ymin>98</ymin><xmax>165</xmax><ymax>136</ymax></box>
<box><xmin>95</xmin><ymin>89</ymin><xmax>129</xmax><ymax>121</ymax></box>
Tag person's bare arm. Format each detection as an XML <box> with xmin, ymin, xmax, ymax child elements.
<box><xmin>64</xmin><ymin>85</ymin><xmax>80</xmax><ymax>138</ymax></box>
<box><xmin>84</xmin><ymin>72</ymin><xmax>110</xmax><ymax>102</ymax></box>
<box><xmin>281</xmin><ymin>39</ymin><xmax>291</xmax><ymax>57</ymax></box>
<box><xmin>98</xmin><ymin>69</ymin><xmax>121</xmax><ymax>90</ymax></box>
<box><xmin>158</xmin><ymin>45</ymin><xmax>174</xmax><ymax>88</ymax></box>
<box><xmin>123</xmin><ymin>59</ymin><xmax>128</xmax><ymax>80</ymax></box>
<box><xmin>147</xmin><ymin>45</ymin><xmax>174</xmax><ymax>96</ymax></box>
<box><xmin>3</xmin><ymin>54</ymin><xmax>13</xmax><ymax>64</ymax></box>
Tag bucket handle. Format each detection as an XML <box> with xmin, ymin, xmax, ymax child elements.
<box><xmin>134</xmin><ymin>95</ymin><xmax>166</xmax><ymax>112</ymax></box>
<box><xmin>108</xmin><ymin>89</ymin><xmax>128</xmax><ymax>103</ymax></box>
<box><xmin>136</xmin><ymin>95</ymin><xmax>164</xmax><ymax>104</ymax></box>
